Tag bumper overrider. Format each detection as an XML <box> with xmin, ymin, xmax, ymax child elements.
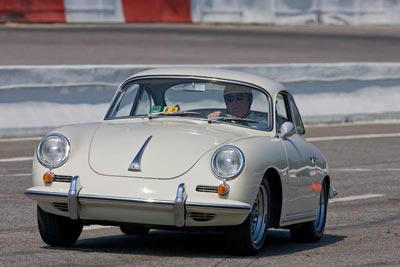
<box><xmin>24</xmin><ymin>176</ymin><xmax>251</xmax><ymax>227</ymax></box>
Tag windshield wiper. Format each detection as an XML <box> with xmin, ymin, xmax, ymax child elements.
<box><xmin>148</xmin><ymin>111</ymin><xmax>201</xmax><ymax>119</ymax></box>
<box><xmin>207</xmin><ymin>116</ymin><xmax>258</xmax><ymax>124</ymax></box>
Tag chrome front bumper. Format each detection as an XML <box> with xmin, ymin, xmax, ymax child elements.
<box><xmin>174</xmin><ymin>183</ymin><xmax>187</xmax><ymax>227</ymax></box>
<box><xmin>25</xmin><ymin>176</ymin><xmax>251</xmax><ymax>227</ymax></box>
<box><xmin>67</xmin><ymin>176</ymin><xmax>81</xmax><ymax>220</ymax></box>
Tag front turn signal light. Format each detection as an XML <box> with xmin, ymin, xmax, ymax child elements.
<box><xmin>217</xmin><ymin>183</ymin><xmax>230</xmax><ymax>196</ymax></box>
<box><xmin>43</xmin><ymin>171</ymin><xmax>54</xmax><ymax>184</ymax></box>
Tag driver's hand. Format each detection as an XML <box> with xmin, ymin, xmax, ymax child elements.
<box><xmin>207</xmin><ymin>111</ymin><xmax>222</xmax><ymax>119</ymax></box>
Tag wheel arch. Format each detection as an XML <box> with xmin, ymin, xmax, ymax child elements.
<box><xmin>324</xmin><ymin>175</ymin><xmax>330</xmax><ymax>192</ymax></box>
<box><xmin>263</xmin><ymin>167</ymin><xmax>283</xmax><ymax>228</ymax></box>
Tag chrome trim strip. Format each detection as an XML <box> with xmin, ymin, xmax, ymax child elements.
<box><xmin>186</xmin><ymin>201</ymin><xmax>251</xmax><ymax>212</ymax></box>
<box><xmin>174</xmin><ymin>183</ymin><xmax>187</xmax><ymax>227</ymax></box>
<box><xmin>24</xmin><ymin>190</ymin><xmax>68</xmax><ymax>199</ymax></box>
<box><xmin>196</xmin><ymin>185</ymin><xmax>218</xmax><ymax>193</ymax></box>
<box><xmin>68</xmin><ymin>176</ymin><xmax>81</xmax><ymax>220</ymax></box>
<box><xmin>53</xmin><ymin>175</ymin><xmax>73</xmax><ymax>183</ymax></box>
<box><xmin>78</xmin><ymin>194</ymin><xmax>174</xmax><ymax>207</ymax></box>
<box><xmin>281</xmin><ymin>212</ymin><xmax>315</xmax><ymax>224</ymax></box>
<box><xmin>128</xmin><ymin>136</ymin><xmax>152</xmax><ymax>172</ymax></box>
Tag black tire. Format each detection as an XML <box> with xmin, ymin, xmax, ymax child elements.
<box><xmin>290</xmin><ymin>180</ymin><xmax>328</xmax><ymax>243</ymax></box>
<box><xmin>225</xmin><ymin>179</ymin><xmax>271</xmax><ymax>255</ymax></box>
<box><xmin>120</xmin><ymin>225</ymin><xmax>150</xmax><ymax>235</ymax></box>
<box><xmin>37</xmin><ymin>205</ymin><xmax>83</xmax><ymax>246</ymax></box>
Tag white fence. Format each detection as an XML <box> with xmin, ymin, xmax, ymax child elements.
<box><xmin>64</xmin><ymin>0</ymin><xmax>124</xmax><ymax>23</ymax></box>
<box><xmin>191</xmin><ymin>0</ymin><xmax>400</xmax><ymax>25</ymax></box>
<box><xmin>2</xmin><ymin>0</ymin><xmax>400</xmax><ymax>24</ymax></box>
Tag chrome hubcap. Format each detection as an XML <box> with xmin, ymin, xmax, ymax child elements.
<box><xmin>250</xmin><ymin>184</ymin><xmax>268</xmax><ymax>248</ymax></box>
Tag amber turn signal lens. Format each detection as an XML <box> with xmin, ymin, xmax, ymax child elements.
<box><xmin>217</xmin><ymin>183</ymin><xmax>230</xmax><ymax>196</ymax></box>
<box><xmin>43</xmin><ymin>171</ymin><xmax>54</xmax><ymax>183</ymax></box>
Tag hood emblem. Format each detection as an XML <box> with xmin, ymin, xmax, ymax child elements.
<box><xmin>128</xmin><ymin>136</ymin><xmax>152</xmax><ymax>172</ymax></box>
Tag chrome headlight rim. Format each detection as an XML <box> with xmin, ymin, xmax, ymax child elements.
<box><xmin>36</xmin><ymin>133</ymin><xmax>70</xmax><ymax>169</ymax></box>
<box><xmin>211</xmin><ymin>145</ymin><xmax>245</xmax><ymax>180</ymax></box>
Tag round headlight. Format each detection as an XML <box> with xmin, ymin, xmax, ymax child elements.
<box><xmin>36</xmin><ymin>133</ymin><xmax>70</xmax><ymax>169</ymax></box>
<box><xmin>211</xmin><ymin>145</ymin><xmax>244</xmax><ymax>180</ymax></box>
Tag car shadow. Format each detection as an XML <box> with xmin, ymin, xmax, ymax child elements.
<box><xmin>43</xmin><ymin>229</ymin><xmax>346</xmax><ymax>257</ymax></box>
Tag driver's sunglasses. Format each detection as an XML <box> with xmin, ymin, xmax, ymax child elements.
<box><xmin>224</xmin><ymin>94</ymin><xmax>248</xmax><ymax>103</ymax></box>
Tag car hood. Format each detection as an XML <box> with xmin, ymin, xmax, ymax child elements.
<box><xmin>89</xmin><ymin>120</ymin><xmax>248</xmax><ymax>179</ymax></box>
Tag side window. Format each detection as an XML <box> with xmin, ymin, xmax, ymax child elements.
<box><xmin>276</xmin><ymin>94</ymin><xmax>291</xmax><ymax>130</ymax></box>
<box><xmin>289</xmin><ymin>96</ymin><xmax>305</xmax><ymax>135</ymax></box>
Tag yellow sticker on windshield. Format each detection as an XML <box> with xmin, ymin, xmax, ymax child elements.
<box><xmin>163</xmin><ymin>105</ymin><xmax>180</xmax><ymax>114</ymax></box>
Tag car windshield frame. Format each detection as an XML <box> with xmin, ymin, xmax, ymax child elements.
<box><xmin>105</xmin><ymin>75</ymin><xmax>274</xmax><ymax>132</ymax></box>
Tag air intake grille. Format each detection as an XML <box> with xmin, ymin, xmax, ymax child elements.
<box><xmin>53</xmin><ymin>175</ymin><xmax>73</xmax><ymax>183</ymax></box>
<box><xmin>189</xmin><ymin>212</ymin><xmax>216</xmax><ymax>222</ymax></box>
<box><xmin>196</xmin><ymin>185</ymin><xmax>218</xmax><ymax>193</ymax></box>
<box><xmin>53</xmin><ymin>203</ymin><xmax>68</xmax><ymax>212</ymax></box>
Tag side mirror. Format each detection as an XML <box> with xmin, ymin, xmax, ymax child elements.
<box><xmin>279</xmin><ymin>122</ymin><xmax>295</xmax><ymax>140</ymax></box>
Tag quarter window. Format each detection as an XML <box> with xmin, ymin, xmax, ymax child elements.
<box><xmin>135</xmin><ymin>90</ymin><xmax>153</xmax><ymax>115</ymax></box>
<box><xmin>276</xmin><ymin>94</ymin><xmax>290</xmax><ymax>130</ymax></box>
<box><xmin>111</xmin><ymin>84</ymin><xmax>140</xmax><ymax>118</ymax></box>
<box><xmin>289</xmin><ymin>96</ymin><xmax>305</xmax><ymax>135</ymax></box>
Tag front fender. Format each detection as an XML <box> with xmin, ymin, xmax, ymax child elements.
<box><xmin>188</xmin><ymin>135</ymin><xmax>288</xmax><ymax>209</ymax></box>
<box><xmin>32</xmin><ymin>123</ymin><xmax>101</xmax><ymax>187</ymax></box>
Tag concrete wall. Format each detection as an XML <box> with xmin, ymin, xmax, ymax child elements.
<box><xmin>1</xmin><ymin>63</ymin><xmax>400</xmax><ymax>137</ymax></box>
<box><xmin>192</xmin><ymin>0</ymin><xmax>400</xmax><ymax>25</ymax></box>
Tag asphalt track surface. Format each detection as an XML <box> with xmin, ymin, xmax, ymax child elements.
<box><xmin>1</xmin><ymin>24</ymin><xmax>400</xmax><ymax>64</ymax></box>
<box><xmin>0</xmin><ymin>122</ymin><xmax>400</xmax><ymax>267</ymax></box>
<box><xmin>1</xmin><ymin>24</ymin><xmax>400</xmax><ymax>266</ymax></box>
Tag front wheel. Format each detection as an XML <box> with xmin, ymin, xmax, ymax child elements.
<box><xmin>37</xmin><ymin>205</ymin><xmax>83</xmax><ymax>246</ymax></box>
<box><xmin>290</xmin><ymin>180</ymin><xmax>328</xmax><ymax>242</ymax></box>
<box><xmin>225</xmin><ymin>179</ymin><xmax>271</xmax><ymax>255</ymax></box>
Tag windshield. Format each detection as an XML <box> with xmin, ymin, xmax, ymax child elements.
<box><xmin>106</xmin><ymin>78</ymin><xmax>271</xmax><ymax>131</ymax></box>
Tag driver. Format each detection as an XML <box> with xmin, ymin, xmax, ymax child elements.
<box><xmin>208</xmin><ymin>86</ymin><xmax>253</xmax><ymax>119</ymax></box>
<box><xmin>207</xmin><ymin>85</ymin><xmax>269</xmax><ymax>130</ymax></box>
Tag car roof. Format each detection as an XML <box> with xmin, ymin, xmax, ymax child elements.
<box><xmin>130</xmin><ymin>67</ymin><xmax>287</xmax><ymax>97</ymax></box>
